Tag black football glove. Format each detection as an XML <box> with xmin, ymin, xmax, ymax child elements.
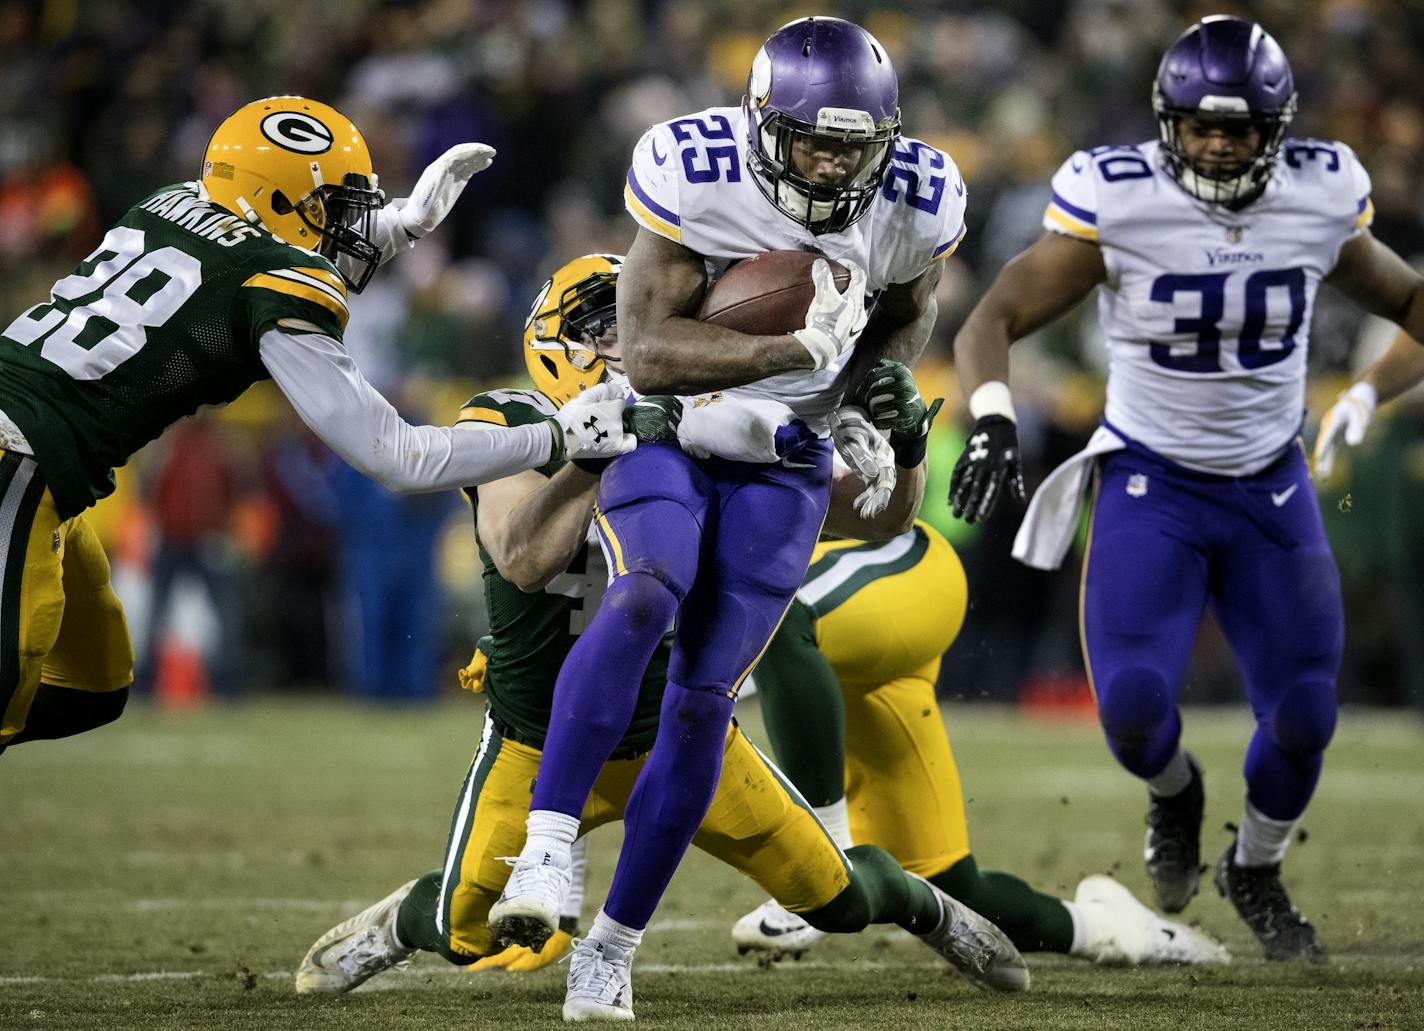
<box><xmin>850</xmin><ymin>358</ymin><xmax>944</xmax><ymax>467</ymax></box>
<box><xmin>948</xmin><ymin>415</ymin><xmax>1026</xmax><ymax>523</ymax></box>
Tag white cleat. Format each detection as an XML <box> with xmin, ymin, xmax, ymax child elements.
<box><xmin>489</xmin><ymin>847</ymin><xmax>572</xmax><ymax>951</ymax></box>
<box><xmin>732</xmin><ymin>899</ymin><xmax>828</xmax><ymax>963</ymax></box>
<box><xmin>913</xmin><ymin>876</ymin><xmax>1030</xmax><ymax>992</ymax></box>
<box><xmin>563</xmin><ymin>937</ymin><xmax>635</xmax><ymax>1022</ymax></box>
<box><xmin>1075</xmin><ymin>875</ymin><xmax>1230</xmax><ymax>966</ymax></box>
<box><xmin>295</xmin><ymin>879</ymin><xmax>417</xmax><ymax>994</ymax></box>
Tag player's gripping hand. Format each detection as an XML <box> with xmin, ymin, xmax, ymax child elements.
<box><xmin>792</xmin><ymin>259</ymin><xmax>868</xmax><ymax>371</ymax></box>
<box><xmin>850</xmin><ymin>358</ymin><xmax>943</xmax><ymax>467</ymax></box>
<box><xmin>470</xmin><ymin>929</ymin><xmax>575</xmax><ymax>973</ymax></box>
<box><xmin>829</xmin><ymin>405</ymin><xmax>896</xmax><ymax>518</ymax></box>
<box><xmin>551</xmin><ymin>381</ymin><xmax>635</xmax><ymax>462</ymax></box>
<box><xmin>948</xmin><ymin>415</ymin><xmax>1025</xmax><ymax>523</ymax></box>
<box><xmin>623</xmin><ymin>395</ymin><xmax>683</xmax><ymax>444</ymax></box>
<box><xmin>392</xmin><ymin>143</ymin><xmax>497</xmax><ymax>240</ymax></box>
<box><xmin>1313</xmin><ymin>382</ymin><xmax>1377</xmax><ymax>479</ymax></box>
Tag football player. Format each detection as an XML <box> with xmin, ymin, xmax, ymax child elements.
<box><xmin>492</xmin><ymin>19</ymin><xmax>977</xmax><ymax>1018</ymax></box>
<box><xmin>0</xmin><ymin>97</ymin><xmax>632</xmax><ymax>758</ymax></box>
<box><xmin>293</xmin><ymin>254</ymin><xmax>1026</xmax><ymax>1007</ymax></box>
<box><xmin>947</xmin><ymin>17</ymin><xmax>1424</xmax><ymax>961</ymax></box>
<box><xmin>731</xmin><ymin>518</ymin><xmax>1227</xmax><ymax>967</ymax></box>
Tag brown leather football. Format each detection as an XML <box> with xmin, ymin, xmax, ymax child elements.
<box><xmin>696</xmin><ymin>250</ymin><xmax>851</xmax><ymax>335</ymax></box>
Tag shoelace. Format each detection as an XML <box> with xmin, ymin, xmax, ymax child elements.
<box><xmin>332</xmin><ymin>927</ymin><xmax>404</xmax><ymax>977</ymax></box>
<box><xmin>567</xmin><ymin>939</ymin><xmax>626</xmax><ymax>998</ymax></box>
<box><xmin>943</xmin><ymin>916</ymin><xmax>1003</xmax><ymax>973</ymax></box>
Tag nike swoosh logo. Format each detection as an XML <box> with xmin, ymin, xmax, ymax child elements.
<box><xmin>1271</xmin><ymin>484</ymin><xmax>1299</xmax><ymax>507</ymax></box>
<box><xmin>954</xmin><ymin>176</ymin><xmax>965</xmax><ymax>197</ymax></box>
<box><xmin>651</xmin><ymin>141</ymin><xmax>667</xmax><ymax>166</ymax></box>
<box><xmin>758</xmin><ymin>919</ymin><xmax>794</xmax><ymax>937</ymax></box>
<box><xmin>1161</xmin><ymin>928</ymin><xmax>1177</xmax><ymax>941</ymax></box>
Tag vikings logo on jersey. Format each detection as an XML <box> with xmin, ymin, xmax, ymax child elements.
<box><xmin>623</xmin><ymin>104</ymin><xmax>965</xmax><ymax>433</ymax></box>
<box><xmin>1043</xmin><ymin>138</ymin><xmax>1372</xmax><ymax>476</ymax></box>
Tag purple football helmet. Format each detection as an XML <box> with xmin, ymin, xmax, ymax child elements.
<box><xmin>1153</xmin><ymin>16</ymin><xmax>1297</xmax><ymax>206</ymax></box>
<box><xmin>744</xmin><ymin>17</ymin><xmax>900</xmax><ymax>235</ymax></box>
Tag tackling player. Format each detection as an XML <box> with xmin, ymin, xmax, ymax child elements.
<box><xmin>293</xmin><ymin>255</ymin><xmax>1026</xmax><ymax>1012</ymax></box>
<box><xmin>0</xmin><ymin>97</ymin><xmax>632</xmax><ymax>758</ymax></box>
<box><xmin>491</xmin><ymin>19</ymin><xmax>972</xmax><ymax>1018</ymax></box>
<box><xmin>947</xmin><ymin>17</ymin><xmax>1424</xmax><ymax>961</ymax></box>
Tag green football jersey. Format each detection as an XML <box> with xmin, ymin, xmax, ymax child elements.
<box><xmin>459</xmin><ymin>387</ymin><xmax>667</xmax><ymax>755</ymax></box>
<box><xmin>0</xmin><ymin>181</ymin><xmax>353</xmax><ymax>518</ymax></box>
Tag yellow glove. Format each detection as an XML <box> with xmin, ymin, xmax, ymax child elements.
<box><xmin>470</xmin><ymin>929</ymin><xmax>574</xmax><ymax>972</ymax></box>
<box><xmin>457</xmin><ymin>645</ymin><xmax>488</xmax><ymax>694</ymax></box>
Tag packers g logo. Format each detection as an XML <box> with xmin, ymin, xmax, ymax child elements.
<box><xmin>259</xmin><ymin>112</ymin><xmax>334</xmax><ymax>154</ymax></box>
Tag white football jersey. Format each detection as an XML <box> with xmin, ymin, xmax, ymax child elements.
<box><xmin>1044</xmin><ymin>138</ymin><xmax>1373</xmax><ymax>475</ymax></box>
<box><xmin>625</xmin><ymin>105</ymin><xmax>966</xmax><ymax>433</ymax></box>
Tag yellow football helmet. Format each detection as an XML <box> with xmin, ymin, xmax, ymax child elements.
<box><xmin>523</xmin><ymin>254</ymin><xmax>623</xmax><ymax>407</ymax></box>
<box><xmin>201</xmin><ymin>96</ymin><xmax>384</xmax><ymax>290</ymax></box>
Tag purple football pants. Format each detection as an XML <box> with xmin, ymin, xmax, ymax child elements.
<box><xmin>534</xmin><ymin>437</ymin><xmax>832</xmax><ymax>928</ymax></box>
<box><xmin>1082</xmin><ymin>438</ymin><xmax>1342</xmax><ymax>821</ymax></box>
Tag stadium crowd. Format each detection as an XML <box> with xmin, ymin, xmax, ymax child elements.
<box><xmin>1</xmin><ymin>0</ymin><xmax>1421</xmax><ymax>706</ymax></box>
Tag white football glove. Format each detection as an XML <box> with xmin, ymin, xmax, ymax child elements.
<box><xmin>828</xmin><ymin>405</ymin><xmax>896</xmax><ymax>518</ymax></box>
<box><xmin>374</xmin><ymin>143</ymin><xmax>497</xmax><ymax>263</ymax></box>
<box><xmin>792</xmin><ymin>259</ymin><xmax>868</xmax><ymax>371</ymax></box>
<box><xmin>553</xmin><ymin>380</ymin><xmax>636</xmax><ymax>461</ymax></box>
<box><xmin>1313</xmin><ymin>381</ymin><xmax>1377</xmax><ymax>479</ymax></box>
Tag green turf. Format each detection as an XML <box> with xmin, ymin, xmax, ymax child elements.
<box><xmin>3</xmin><ymin>699</ymin><xmax>1421</xmax><ymax>1029</ymax></box>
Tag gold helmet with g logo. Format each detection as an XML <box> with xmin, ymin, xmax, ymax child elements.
<box><xmin>201</xmin><ymin>97</ymin><xmax>384</xmax><ymax>291</ymax></box>
<box><xmin>523</xmin><ymin>254</ymin><xmax>622</xmax><ymax>407</ymax></box>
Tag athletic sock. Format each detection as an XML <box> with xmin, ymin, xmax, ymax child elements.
<box><xmin>930</xmin><ymin>854</ymin><xmax>1075</xmax><ymax>953</ymax></box>
<box><xmin>814</xmin><ymin>799</ymin><xmax>854</xmax><ymax>851</ymax></box>
<box><xmin>394</xmin><ymin>870</ymin><xmax>444</xmax><ymax>954</ymax></box>
<box><xmin>589</xmin><ymin>908</ymin><xmax>644</xmax><ymax>952</ymax></box>
<box><xmin>1235</xmin><ymin>800</ymin><xmax>1297</xmax><ymax>867</ymax></box>
<box><xmin>1147</xmin><ymin>749</ymin><xmax>1192</xmax><ymax>797</ymax></box>
<box><xmin>563</xmin><ymin>836</ymin><xmax>588</xmax><ymax>927</ymax></box>
<box><xmin>523</xmin><ymin>810</ymin><xmax>580</xmax><ymax>858</ymax></box>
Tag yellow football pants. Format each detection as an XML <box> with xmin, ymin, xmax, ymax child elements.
<box><xmin>810</xmin><ymin>522</ymin><xmax>971</xmax><ymax>877</ymax></box>
<box><xmin>434</xmin><ymin>718</ymin><xmax>848</xmax><ymax>961</ymax></box>
<box><xmin>0</xmin><ymin>452</ymin><xmax>134</xmax><ymax>746</ymax></box>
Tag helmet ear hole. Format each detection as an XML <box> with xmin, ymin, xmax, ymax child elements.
<box><xmin>540</xmin><ymin>355</ymin><xmax>559</xmax><ymax>377</ymax></box>
<box><xmin>271</xmin><ymin>191</ymin><xmax>294</xmax><ymax>216</ymax></box>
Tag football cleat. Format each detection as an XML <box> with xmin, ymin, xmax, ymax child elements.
<box><xmin>912</xmin><ymin>876</ymin><xmax>1030</xmax><ymax>992</ymax></box>
<box><xmin>295</xmin><ymin>879</ymin><xmax>417</xmax><ymax>994</ymax></box>
<box><xmin>489</xmin><ymin>847</ymin><xmax>572</xmax><ymax>951</ymax></box>
<box><xmin>731</xmin><ymin>899</ymin><xmax>827</xmax><ymax>963</ymax></box>
<box><xmin>1144</xmin><ymin>752</ymin><xmax>1205</xmax><ymax>913</ymax></box>
<box><xmin>563</xmin><ymin>937</ymin><xmax>635</xmax><ymax>1022</ymax></box>
<box><xmin>1074</xmin><ymin>875</ymin><xmax>1230</xmax><ymax>966</ymax></box>
<box><xmin>1214</xmin><ymin>842</ymin><xmax>1326</xmax><ymax>963</ymax></box>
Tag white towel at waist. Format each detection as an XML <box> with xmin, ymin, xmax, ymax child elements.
<box><xmin>1012</xmin><ymin>424</ymin><xmax>1125</xmax><ymax>570</ymax></box>
<box><xmin>675</xmin><ymin>393</ymin><xmax>797</xmax><ymax>464</ymax></box>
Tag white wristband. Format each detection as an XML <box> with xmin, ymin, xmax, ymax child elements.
<box><xmin>1344</xmin><ymin>380</ymin><xmax>1377</xmax><ymax>414</ymax></box>
<box><xmin>969</xmin><ymin>380</ymin><xmax>1018</xmax><ymax>423</ymax></box>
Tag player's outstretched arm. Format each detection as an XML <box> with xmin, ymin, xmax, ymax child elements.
<box><xmin>617</xmin><ymin>229</ymin><xmax>857</xmax><ymax>394</ymax></box>
<box><xmin>948</xmin><ymin>231</ymin><xmax>1106</xmax><ymax>523</ymax></box>
<box><xmin>259</xmin><ymin>330</ymin><xmax>631</xmax><ymax>493</ymax></box>
<box><xmin>1314</xmin><ymin>327</ymin><xmax>1424</xmax><ymax>477</ymax></box>
<box><xmin>476</xmin><ymin>464</ymin><xmax>602</xmax><ymax>593</ymax></box>
<box><xmin>373</xmin><ymin>143</ymin><xmax>497</xmax><ymax>265</ymax></box>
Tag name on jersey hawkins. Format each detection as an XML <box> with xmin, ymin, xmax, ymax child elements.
<box><xmin>139</xmin><ymin>188</ymin><xmax>266</xmax><ymax>248</ymax></box>
<box><xmin>1204</xmin><ymin>247</ymin><xmax>1265</xmax><ymax>267</ymax></box>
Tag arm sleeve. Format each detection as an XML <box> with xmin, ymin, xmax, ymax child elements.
<box><xmin>623</xmin><ymin>124</ymin><xmax>683</xmax><ymax>243</ymax></box>
<box><xmin>1043</xmin><ymin>152</ymin><xmax>1100</xmax><ymax>242</ymax></box>
<box><xmin>259</xmin><ymin>328</ymin><xmax>556</xmax><ymax>492</ymax></box>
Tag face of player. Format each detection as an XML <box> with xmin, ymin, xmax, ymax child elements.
<box><xmin>1177</xmin><ymin>116</ymin><xmax>1263</xmax><ymax>181</ymax></box>
<box><xmin>789</xmin><ymin>133</ymin><xmax>867</xmax><ymax>187</ymax></box>
<box><xmin>585</xmin><ymin>324</ymin><xmax>622</xmax><ymax>373</ymax></box>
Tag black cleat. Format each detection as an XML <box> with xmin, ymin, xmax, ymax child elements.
<box><xmin>1143</xmin><ymin>753</ymin><xmax>1204</xmax><ymax>913</ymax></box>
<box><xmin>1214</xmin><ymin>841</ymin><xmax>1327</xmax><ymax>963</ymax></box>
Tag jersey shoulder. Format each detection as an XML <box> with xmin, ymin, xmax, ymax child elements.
<box><xmin>875</xmin><ymin>135</ymin><xmax>968</xmax><ymax>265</ymax></box>
<box><xmin>1043</xmin><ymin>142</ymin><xmax>1164</xmax><ymax>242</ymax></box>
<box><xmin>1278</xmin><ymin>137</ymin><xmax>1373</xmax><ymax>231</ymax></box>
<box><xmin>458</xmin><ymin>386</ymin><xmax>558</xmax><ymax>428</ymax></box>
<box><xmin>624</xmin><ymin>106</ymin><xmax>745</xmax><ymax>244</ymax></box>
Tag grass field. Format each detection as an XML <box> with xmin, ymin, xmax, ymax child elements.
<box><xmin>3</xmin><ymin>698</ymin><xmax>1422</xmax><ymax>1030</ymax></box>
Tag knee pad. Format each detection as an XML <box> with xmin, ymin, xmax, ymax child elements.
<box><xmin>1096</xmin><ymin>665</ymin><xmax>1174</xmax><ymax>744</ymax></box>
<box><xmin>1270</xmin><ymin>679</ymin><xmax>1337</xmax><ymax>757</ymax></box>
<box><xmin>603</xmin><ymin>571</ymin><xmax>681</xmax><ymax>639</ymax></box>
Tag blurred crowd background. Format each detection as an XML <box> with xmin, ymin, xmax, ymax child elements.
<box><xmin>4</xmin><ymin>0</ymin><xmax>1423</xmax><ymax>709</ymax></box>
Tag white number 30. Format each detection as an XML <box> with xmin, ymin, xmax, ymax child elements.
<box><xmin>3</xmin><ymin>226</ymin><xmax>202</xmax><ymax>380</ymax></box>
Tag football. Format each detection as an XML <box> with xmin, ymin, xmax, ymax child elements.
<box><xmin>697</xmin><ymin>250</ymin><xmax>851</xmax><ymax>335</ymax></box>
